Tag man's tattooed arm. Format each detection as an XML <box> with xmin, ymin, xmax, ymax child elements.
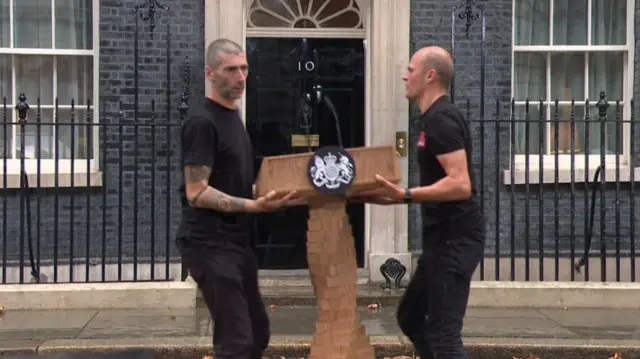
<box><xmin>184</xmin><ymin>165</ymin><xmax>252</xmax><ymax>213</ymax></box>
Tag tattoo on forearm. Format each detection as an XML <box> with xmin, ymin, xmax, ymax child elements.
<box><xmin>184</xmin><ymin>165</ymin><xmax>248</xmax><ymax>212</ymax></box>
<box><xmin>190</xmin><ymin>186</ymin><xmax>207</xmax><ymax>204</ymax></box>
<box><xmin>195</xmin><ymin>187</ymin><xmax>247</xmax><ymax>212</ymax></box>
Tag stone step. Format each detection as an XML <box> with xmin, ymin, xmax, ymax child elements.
<box><xmin>261</xmin><ymin>285</ymin><xmax>404</xmax><ymax>307</ymax></box>
<box><xmin>24</xmin><ymin>336</ymin><xmax>638</xmax><ymax>359</ymax></box>
<box><xmin>196</xmin><ymin>269</ymin><xmax>406</xmax><ymax>307</ymax></box>
<box><xmin>196</xmin><ymin>285</ymin><xmax>405</xmax><ymax>307</ymax></box>
<box><xmin>4</xmin><ymin>305</ymin><xmax>636</xmax><ymax>359</ymax></box>
<box><xmin>257</xmin><ymin>269</ymin><xmax>372</xmax><ymax>287</ymax></box>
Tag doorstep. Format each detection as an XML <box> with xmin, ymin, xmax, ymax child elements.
<box><xmin>4</xmin><ymin>336</ymin><xmax>639</xmax><ymax>359</ymax></box>
<box><xmin>251</xmin><ymin>269</ymin><xmax>404</xmax><ymax>307</ymax></box>
<box><xmin>254</xmin><ymin>285</ymin><xmax>403</xmax><ymax>307</ymax></box>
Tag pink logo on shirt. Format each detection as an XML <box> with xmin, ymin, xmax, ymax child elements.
<box><xmin>417</xmin><ymin>131</ymin><xmax>426</xmax><ymax>148</ymax></box>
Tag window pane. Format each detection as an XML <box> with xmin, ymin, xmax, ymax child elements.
<box><xmin>55</xmin><ymin>0</ymin><xmax>93</xmax><ymax>50</ymax></box>
<box><xmin>550</xmin><ymin>103</ymin><xmax>583</xmax><ymax>154</ymax></box>
<box><xmin>514</xmin><ymin>52</ymin><xmax>546</xmax><ymax>101</ymax></box>
<box><xmin>604</xmin><ymin>104</ymin><xmax>624</xmax><ymax>155</ymax></box>
<box><xmin>514</xmin><ymin>104</ymin><xmax>546</xmax><ymax>155</ymax></box>
<box><xmin>588</xmin><ymin>52</ymin><xmax>624</xmax><ymax>102</ymax></box>
<box><xmin>0</xmin><ymin>0</ymin><xmax>9</xmax><ymax>47</ymax></box>
<box><xmin>315</xmin><ymin>0</ymin><xmax>362</xmax><ymax>28</ymax></box>
<box><xmin>514</xmin><ymin>0</ymin><xmax>549</xmax><ymax>45</ymax></box>
<box><xmin>15</xmin><ymin>109</ymin><xmax>54</xmax><ymax>160</ymax></box>
<box><xmin>591</xmin><ymin>0</ymin><xmax>626</xmax><ymax>45</ymax></box>
<box><xmin>14</xmin><ymin>0</ymin><xmax>52</xmax><ymax>48</ymax></box>
<box><xmin>0</xmin><ymin>55</ymin><xmax>11</xmax><ymax>103</ymax></box>
<box><xmin>0</xmin><ymin>107</ymin><xmax>12</xmax><ymax>159</ymax></box>
<box><xmin>57</xmin><ymin>108</ymin><xmax>91</xmax><ymax>159</ymax></box>
<box><xmin>57</xmin><ymin>55</ymin><xmax>93</xmax><ymax>105</ymax></box>
<box><xmin>575</xmin><ymin>105</ymin><xmax>623</xmax><ymax>155</ymax></box>
<box><xmin>15</xmin><ymin>55</ymin><xmax>54</xmax><ymax>106</ymax></box>
<box><xmin>248</xmin><ymin>0</ymin><xmax>297</xmax><ymax>27</ymax></box>
<box><xmin>550</xmin><ymin>53</ymin><xmax>584</xmax><ymax>101</ymax></box>
<box><xmin>553</xmin><ymin>0</ymin><xmax>587</xmax><ymax>45</ymax></box>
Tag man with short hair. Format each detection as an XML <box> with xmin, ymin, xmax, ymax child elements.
<box><xmin>176</xmin><ymin>38</ymin><xmax>299</xmax><ymax>359</ymax></box>
<box><xmin>350</xmin><ymin>46</ymin><xmax>485</xmax><ymax>359</ymax></box>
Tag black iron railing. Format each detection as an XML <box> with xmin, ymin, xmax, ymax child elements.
<box><xmin>0</xmin><ymin>91</ymin><xmax>638</xmax><ymax>284</ymax></box>
<box><xmin>0</xmin><ymin>0</ymin><xmax>194</xmax><ymax>285</ymax></box>
<box><xmin>454</xmin><ymin>91</ymin><xmax>638</xmax><ymax>282</ymax></box>
<box><xmin>0</xmin><ymin>86</ymin><xmax>191</xmax><ymax>284</ymax></box>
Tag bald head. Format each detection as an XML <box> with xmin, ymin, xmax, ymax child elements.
<box><xmin>206</xmin><ymin>38</ymin><xmax>244</xmax><ymax>70</ymax></box>
<box><xmin>415</xmin><ymin>46</ymin><xmax>454</xmax><ymax>89</ymax></box>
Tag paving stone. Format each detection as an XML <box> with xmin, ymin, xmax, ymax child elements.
<box><xmin>1</xmin><ymin>305</ymin><xmax>640</xmax><ymax>350</ymax></box>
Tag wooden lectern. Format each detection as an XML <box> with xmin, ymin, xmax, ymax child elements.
<box><xmin>255</xmin><ymin>145</ymin><xmax>401</xmax><ymax>359</ymax></box>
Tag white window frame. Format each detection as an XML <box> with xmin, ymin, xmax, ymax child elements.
<box><xmin>0</xmin><ymin>0</ymin><xmax>100</xmax><ymax>176</ymax></box>
<box><xmin>510</xmin><ymin>0</ymin><xmax>635</xmax><ymax>172</ymax></box>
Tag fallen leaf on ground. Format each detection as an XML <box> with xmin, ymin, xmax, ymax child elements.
<box><xmin>610</xmin><ymin>353</ymin><xmax>623</xmax><ymax>359</ymax></box>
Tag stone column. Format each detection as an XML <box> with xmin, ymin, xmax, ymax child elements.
<box><xmin>393</xmin><ymin>0</ymin><xmax>412</xmax><ymax>272</ymax></box>
<box><xmin>367</xmin><ymin>0</ymin><xmax>412</xmax><ymax>286</ymax></box>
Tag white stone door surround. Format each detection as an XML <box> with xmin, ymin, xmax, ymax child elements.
<box><xmin>204</xmin><ymin>0</ymin><xmax>412</xmax><ymax>284</ymax></box>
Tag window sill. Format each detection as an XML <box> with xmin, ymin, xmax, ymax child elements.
<box><xmin>0</xmin><ymin>171</ymin><xmax>103</xmax><ymax>189</ymax></box>
<box><xmin>503</xmin><ymin>167</ymin><xmax>640</xmax><ymax>185</ymax></box>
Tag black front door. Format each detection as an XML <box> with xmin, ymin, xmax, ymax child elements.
<box><xmin>246</xmin><ymin>37</ymin><xmax>366</xmax><ymax>270</ymax></box>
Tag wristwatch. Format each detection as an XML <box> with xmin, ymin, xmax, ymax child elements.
<box><xmin>403</xmin><ymin>188</ymin><xmax>412</xmax><ymax>204</ymax></box>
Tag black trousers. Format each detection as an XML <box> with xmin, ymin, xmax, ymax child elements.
<box><xmin>396</xmin><ymin>230</ymin><xmax>485</xmax><ymax>359</ymax></box>
<box><xmin>178</xmin><ymin>237</ymin><xmax>270</xmax><ymax>359</ymax></box>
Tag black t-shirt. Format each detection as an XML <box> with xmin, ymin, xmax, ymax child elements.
<box><xmin>417</xmin><ymin>95</ymin><xmax>485</xmax><ymax>243</ymax></box>
<box><xmin>176</xmin><ymin>98</ymin><xmax>254</xmax><ymax>244</ymax></box>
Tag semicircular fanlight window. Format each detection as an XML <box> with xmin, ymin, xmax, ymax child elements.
<box><xmin>247</xmin><ymin>0</ymin><xmax>363</xmax><ymax>29</ymax></box>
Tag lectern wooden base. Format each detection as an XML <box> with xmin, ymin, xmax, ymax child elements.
<box><xmin>306</xmin><ymin>196</ymin><xmax>375</xmax><ymax>359</ymax></box>
<box><xmin>254</xmin><ymin>145</ymin><xmax>400</xmax><ymax>359</ymax></box>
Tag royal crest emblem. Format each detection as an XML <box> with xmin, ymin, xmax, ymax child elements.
<box><xmin>307</xmin><ymin>146</ymin><xmax>356</xmax><ymax>194</ymax></box>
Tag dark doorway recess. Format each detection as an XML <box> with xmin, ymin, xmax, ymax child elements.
<box><xmin>246</xmin><ymin>37</ymin><xmax>366</xmax><ymax>269</ymax></box>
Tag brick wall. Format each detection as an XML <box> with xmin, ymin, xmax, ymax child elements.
<box><xmin>0</xmin><ymin>0</ymin><xmax>205</xmax><ymax>273</ymax></box>
<box><xmin>408</xmin><ymin>0</ymin><xmax>640</xmax><ymax>259</ymax></box>
<box><xmin>2</xmin><ymin>0</ymin><xmax>639</xmax><ymax>280</ymax></box>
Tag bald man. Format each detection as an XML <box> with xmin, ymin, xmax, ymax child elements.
<box><xmin>350</xmin><ymin>46</ymin><xmax>485</xmax><ymax>359</ymax></box>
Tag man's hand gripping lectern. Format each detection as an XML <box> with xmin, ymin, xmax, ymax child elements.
<box><xmin>254</xmin><ymin>145</ymin><xmax>401</xmax><ymax>359</ymax></box>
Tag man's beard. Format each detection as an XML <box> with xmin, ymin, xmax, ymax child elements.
<box><xmin>218</xmin><ymin>80</ymin><xmax>244</xmax><ymax>100</ymax></box>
